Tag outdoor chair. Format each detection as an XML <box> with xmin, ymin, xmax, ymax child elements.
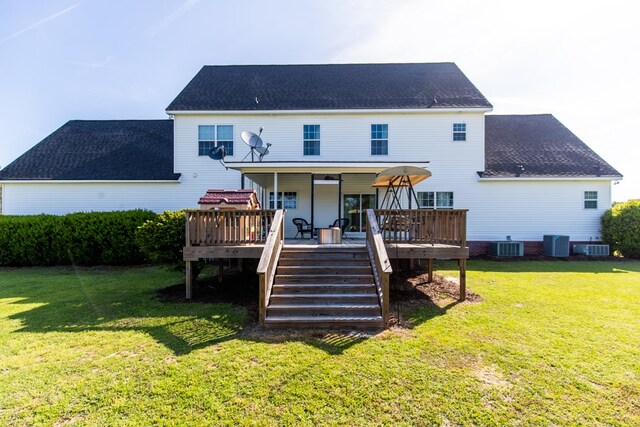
<box><xmin>292</xmin><ymin>218</ymin><xmax>313</xmax><ymax>239</ymax></box>
<box><xmin>329</xmin><ymin>218</ymin><xmax>350</xmax><ymax>237</ymax></box>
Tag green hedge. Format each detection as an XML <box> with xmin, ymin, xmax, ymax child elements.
<box><xmin>0</xmin><ymin>210</ymin><xmax>157</xmax><ymax>266</ymax></box>
<box><xmin>135</xmin><ymin>210</ymin><xmax>186</xmax><ymax>270</ymax></box>
<box><xmin>601</xmin><ymin>200</ymin><xmax>640</xmax><ymax>259</ymax></box>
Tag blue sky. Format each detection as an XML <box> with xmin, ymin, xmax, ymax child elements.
<box><xmin>1</xmin><ymin>0</ymin><xmax>638</xmax><ymax>201</ymax></box>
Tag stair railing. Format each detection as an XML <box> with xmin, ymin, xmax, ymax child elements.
<box><xmin>365</xmin><ymin>209</ymin><xmax>393</xmax><ymax>327</ymax></box>
<box><xmin>257</xmin><ymin>209</ymin><xmax>285</xmax><ymax>326</ymax></box>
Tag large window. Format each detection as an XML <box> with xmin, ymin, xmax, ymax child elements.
<box><xmin>303</xmin><ymin>125</ymin><xmax>320</xmax><ymax>156</ymax></box>
<box><xmin>269</xmin><ymin>192</ymin><xmax>297</xmax><ymax>209</ymax></box>
<box><xmin>417</xmin><ymin>191</ymin><xmax>454</xmax><ymax>209</ymax></box>
<box><xmin>371</xmin><ymin>124</ymin><xmax>388</xmax><ymax>155</ymax></box>
<box><xmin>453</xmin><ymin>123</ymin><xmax>466</xmax><ymax>141</ymax></box>
<box><xmin>198</xmin><ymin>125</ymin><xmax>233</xmax><ymax>156</ymax></box>
<box><xmin>584</xmin><ymin>191</ymin><xmax>598</xmax><ymax>209</ymax></box>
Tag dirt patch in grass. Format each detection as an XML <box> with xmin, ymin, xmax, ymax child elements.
<box><xmin>388</xmin><ymin>265</ymin><xmax>481</xmax><ymax>328</ymax></box>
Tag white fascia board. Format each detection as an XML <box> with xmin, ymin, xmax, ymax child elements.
<box><xmin>477</xmin><ymin>176</ymin><xmax>622</xmax><ymax>182</ymax></box>
<box><xmin>166</xmin><ymin>107</ymin><xmax>492</xmax><ymax>116</ymax></box>
<box><xmin>226</xmin><ymin>161</ymin><xmax>430</xmax><ymax>174</ymax></box>
<box><xmin>0</xmin><ymin>180</ymin><xmax>182</xmax><ymax>184</ymax></box>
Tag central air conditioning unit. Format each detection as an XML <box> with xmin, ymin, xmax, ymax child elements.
<box><xmin>573</xmin><ymin>244</ymin><xmax>610</xmax><ymax>256</ymax></box>
<box><xmin>543</xmin><ymin>235</ymin><xmax>570</xmax><ymax>257</ymax></box>
<box><xmin>488</xmin><ymin>241</ymin><xmax>524</xmax><ymax>257</ymax></box>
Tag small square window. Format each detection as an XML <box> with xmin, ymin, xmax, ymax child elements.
<box><xmin>584</xmin><ymin>191</ymin><xmax>598</xmax><ymax>209</ymax></box>
<box><xmin>436</xmin><ymin>192</ymin><xmax>454</xmax><ymax>209</ymax></box>
<box><xmin>453</xmin><ymin>123</ymin><xmax>466</xmax><ymax>141</ymax></box>
<box><xmin>417</xmin><ymin>191</ymin><xmax>434</xmax><ymax>208</ymax></box>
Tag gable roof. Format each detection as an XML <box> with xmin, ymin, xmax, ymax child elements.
<box><xmin>166</xmin><ymin>63</ymin><xmax>492</xmax><ymax>111</ymax></box>
<box><xmin>482</xmin><ymin>114</ymin><xmax>621</xmax><ymax>178</ymax></box>
<box><xmin>0</xmin><ymin>120</ymin><xmax>179</xmax><ymax>181</ymax></box>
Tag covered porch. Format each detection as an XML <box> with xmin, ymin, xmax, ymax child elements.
<box><xmin>227</xmin><ymin>161</ymin><xmax>430</xmax><ymax>239</ymax></box>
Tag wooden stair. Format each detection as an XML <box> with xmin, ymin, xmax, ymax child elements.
<box><xmin>264</xmin><ymin>246</ymin><xmax>383</xmax><ymax>328</ymax></box>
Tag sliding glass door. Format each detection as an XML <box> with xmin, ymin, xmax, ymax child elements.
<box><xmin>343</xmin><ymin>194</ymin><xmax>376</xmax><ymax>233</ymax></box>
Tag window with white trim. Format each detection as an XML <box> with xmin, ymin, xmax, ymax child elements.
<box><xmin>371</xmin><ymin>124</ymin><xmax>388</xmax><ymax>155</ymax></box>
<box><xmin>584</xmin><ymin>191</ymin><xmax>598</xmax><ymax>209</ymax></box>
<box><xmin>453</xmin><ymin>123</ymin><xmax>466</xmax><ymax>141</ymax></box>
<box><xmin>198</xmin><ymin>125</ymin><xmax>234</xmax><ymax>156</ymax></box>
<box><xmin>269</xmin><ymin>192</ymin><xmax>297</xmax><ymax>209</ymax></box>
<box><xmin>417</xmin><ymin>191</ymin><xmax>454</xmax><ymax>209</ymax></box>
<box><xmin>303</xmin><ymin>125</ymin><xmax>320</xmax><ymax>156</ymax></box>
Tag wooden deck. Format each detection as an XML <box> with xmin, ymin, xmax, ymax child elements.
<box><xmin>183</xmin><ymin>239</ymin><xmax>468</xmax><ymax>260</ymax></box>
<box><xmin>184</xmin><ymin>208</ymin><xmax>469</xmax><ymax>326</ymax></box>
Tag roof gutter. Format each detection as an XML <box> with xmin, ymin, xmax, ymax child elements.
<box><xmin>166</xmin><ymin>107</ymin><xmax>493</xmax><ymax>116</ymax></box>
<box><xmin>477</xmin><ymin>176</ymin><xmax>623</xmax><ymax>182</ymax></box>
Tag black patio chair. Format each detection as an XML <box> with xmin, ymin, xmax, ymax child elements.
<box><xmin>292</xmin><ymin>218</ymin><xmax>313</xmax><ymax>239</ymax></box>
<box><xmin>329</xmin><ymin>218</ymin><xmax>350</xmax><ymax>237</ymax></box>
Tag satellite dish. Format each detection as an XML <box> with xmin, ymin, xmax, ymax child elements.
<box><xmin>207</xmin><ymin>145</ymin><xmax>226</xmax><ymax>167</ymax></box>
<box><xmin>241</xmin><ymin>127</ymin><xmax>270</xmax><ymax>162</ymax></box>
<box><xmin>241</xmin><ymin>131</ymin><xmax>263</xmax><ymax>148</ymax></box>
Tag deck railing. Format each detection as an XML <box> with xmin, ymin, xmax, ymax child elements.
<box><xmin>257</xmin><ymin>209</ymin><xmax>285</xmax><ymax>326</ymax></box>
<box><xmin>185</xmin><ymin>209</ymin><xmax>277</xmax><ymax>246</ymax></box>
<box><xmin>365</xmin><ymin>209</ymin><xmax>392</xmax><ymax>327</ymax></box>
<box><xmin>373</xmin><ymin>209</ymin><xmax>468</xmax><ymax>247</ymax></box>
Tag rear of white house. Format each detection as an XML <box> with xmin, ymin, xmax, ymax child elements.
<box><xmin>0</xmin><ymin>63</ymin><xmax>621</xmax><ymax>254</ymax></box>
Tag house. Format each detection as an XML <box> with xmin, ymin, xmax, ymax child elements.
<box><xmin>0</xmin><ymin>63</ymin><xmax>622</xmax><ymax>256</ymax></box>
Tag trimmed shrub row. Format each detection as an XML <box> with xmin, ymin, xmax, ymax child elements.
<box><xmin>0</xmin><ymin>210</ymin><xmax>157</xmax><ymax>266</ymax></box>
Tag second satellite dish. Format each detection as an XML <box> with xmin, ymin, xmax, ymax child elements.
<box><xmin>208</xmin><ymin>145</ymin><xmax>226</xmax><ymax>167</ymax></box>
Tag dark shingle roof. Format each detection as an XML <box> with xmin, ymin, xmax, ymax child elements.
<box><xmin>0</xmin><ymin>120</ymin><xmax>179</xmax><ymax>181</ymax></box>
<box><xmin>166</xmin><ymin>63</ymin><xmax>492</xmax><ymax>111</ymax></box>
<box><xmin>482</xmin><ymin>114</ymin><xmax>621</xmax><ymax>178</ymax></box>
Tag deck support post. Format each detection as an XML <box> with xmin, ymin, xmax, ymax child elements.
<box><xmin>185</xmin><ymin>261</ymin><xmax>192</xmax><ymax>300</ymax></box>
<box><xmin>427</xmin><ymin>258</ymin><xmax>433</xmax><ymax>283</ymax></box>
<box><xmin>459</xmin><ymin>258</ymin><xmax>467</xmax><ymax>301</ymax></box>
<box><xmin>218</xmin><ymin>258</ymin><xmax>224</xmax><ymax>284</ymax></box>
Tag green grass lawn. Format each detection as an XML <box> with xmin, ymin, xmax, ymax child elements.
<box><xmin>1</xmin><ymin>261</ymin><xmax>639</xmax><ymax>426</ymax></box>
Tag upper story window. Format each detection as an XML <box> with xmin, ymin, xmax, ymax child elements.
<box><xmin>584</xmin><ymin>191</ymin><xmax>598</xmax><ymax>209</ymax></box>
<box><xmin>453</xmin><ymin>123</ymin><xmax>466</xmax><ymax>141</ymax></box>
<box><xmin>303</xmin><ymin>125</ymin><xmax>320</xmax><ymax>156</ymax></box>
<box><xmin>198</xmin><ymin>125</ymin><xmax>233</xmax><ymax>156</ymax></box>
<box><xmin>371</xmin><ymin>124</ymin><xmax>388</xmax><ymax>155</ymax></box>
<box><xmin>417</xmin><ymin>191</ymin><xmax>454</xmax><ymax>209</ymax></box>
